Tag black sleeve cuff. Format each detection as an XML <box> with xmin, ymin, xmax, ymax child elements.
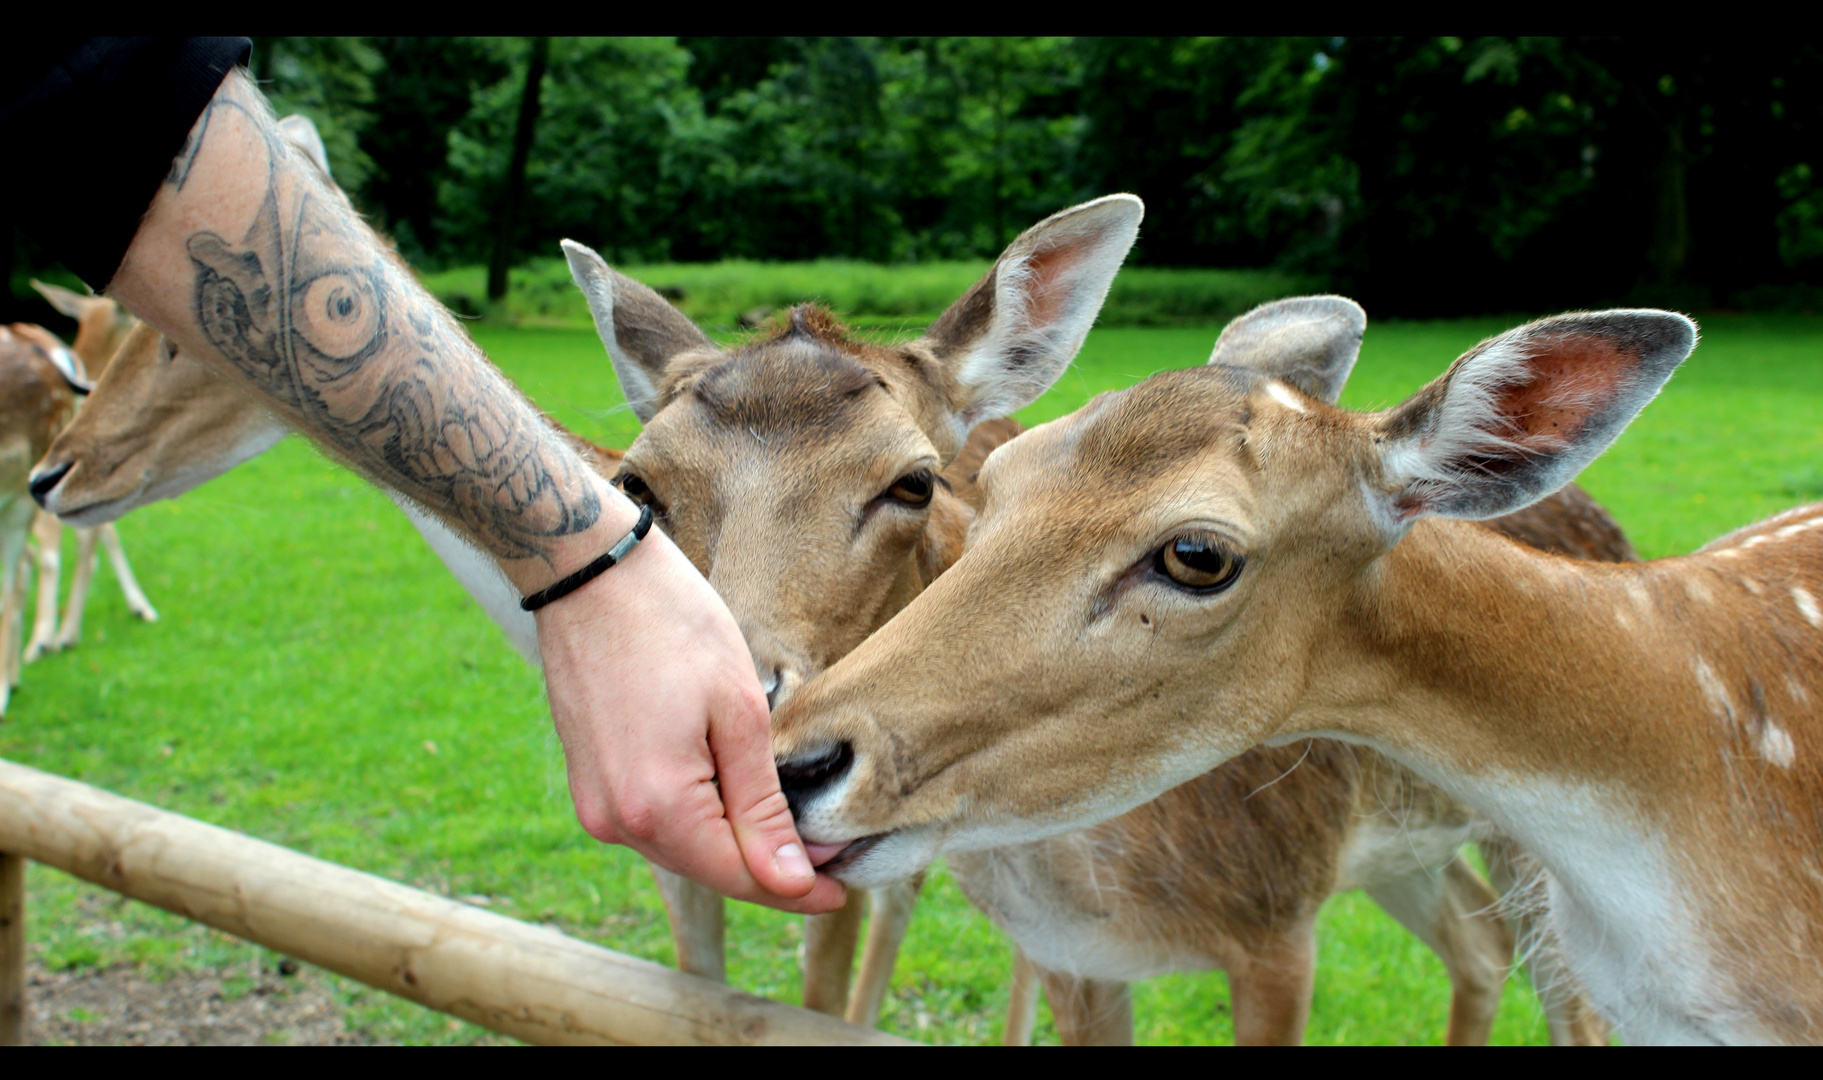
<box><xmin>0</xmin><ymin>36</ymin><xmax>252</xmax><ymax>289</ymax></box>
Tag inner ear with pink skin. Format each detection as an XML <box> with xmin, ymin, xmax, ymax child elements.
<box><xmin>1374</xmin><ymin>310</ymin><xmax>1697</xmax><ymax>523</ymax></box>
<box><xmin>921</xmin><ymin>194</ymin><xmax>1144</xmax><ymax>432</ymax></box>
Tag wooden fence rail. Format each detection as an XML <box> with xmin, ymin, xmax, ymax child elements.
<box><xmin>0</xmin><ymin>757</ymin><xmax>911</xmax><ymax>1046</ymax></box>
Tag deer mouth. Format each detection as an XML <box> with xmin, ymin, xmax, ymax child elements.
<box><xmin>807</xmin><ymin>834</ymin><xmax>888</xmax><ymax>873</ymax></box>
<box><xmin>42</xmin><ymin>488</ymin><xmax>135</xmax><ymax>527</ymax></box>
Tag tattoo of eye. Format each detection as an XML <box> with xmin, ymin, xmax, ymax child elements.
<box><xmin>183</xmin><ymin>96</ymin><xmax>599</xmax><ymax>561</ymax></box>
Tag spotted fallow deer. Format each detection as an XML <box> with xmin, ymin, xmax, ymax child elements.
<box><xmin>771</xmin><ymin>304</ymin><xmax>1823</xmax><ymax>1043</ymax></box>
<box><xmin>561</xmin><ymin>205</ymin><xmax>1608</xmax><ymax>1044</ymax></box>
<box><xmin>0</xmin><ymin>325</ymin><xmax>82</xmax><ymax>715</ymax></box>
<box><xmin>23</xmin><ymin>281</ymin><xmax>159</xmax><ymax>659</ymax></box>
<box><xmin>27</xmin><ymin>182</ymin><xmax>1608</xmax><ymax>1040</ymax></box>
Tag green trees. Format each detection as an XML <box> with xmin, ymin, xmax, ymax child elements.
<box><xmin>7</xmin><ymin>37</ymin><xmax>1820</xmax><ymax>322</ymax></box>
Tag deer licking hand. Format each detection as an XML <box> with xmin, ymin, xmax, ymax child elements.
<box><xmin>773</xmin><ymin>305</ymin><xmax>1823</xmax><ymax>1043</ymax></box>
<box><xmin>30</xmin><ymin>168</ymin><xmax>1610</xmax><ymax>1041</ymax></box>
<box><xmin>565</xmin><ymin>213</ymin><xmax>1609</xmax><ymax>1043</ymax></box>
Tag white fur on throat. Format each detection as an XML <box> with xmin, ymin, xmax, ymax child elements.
<box><xmin>389</xmin><ymin>491</ymin><xmax>541</xmax><ymax>667</ymax></box>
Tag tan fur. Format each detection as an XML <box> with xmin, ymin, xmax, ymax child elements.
<box><xmin>605</xmin><ymin>307</ymin><xmax>1018</xmax><ymax>1014</ymax></box>
<box><xmin>582</xmin><ymin>265</ymin><xmax>1611</xmax><ymax>1041</ymax></box>
<box><xmin>32</xmin><ymin>279</ymin><xmax>135</xmax><ymax>380</ymax></box>
<box><xmin>0</xmin><ymin>328</ymin><xmax>80</xmax><ymax>714</ymax></box>
<box><xmin>19</xmin><ymin>298</ymin><xmax>161</xmax><ymax>657</ymax></box>
<box><xmin>774</xmin><ymin>311</ymin><xmax>1819</xmax><ymax>1043</ymax></box>
<box><xmin>568</xmin><ymin>214</ymin><xmax>1613</xmax><ymax>1042</ymax></box>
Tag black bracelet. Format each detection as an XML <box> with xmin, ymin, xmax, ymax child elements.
<box><xmin>519</xmin><ymin>503</ymin><xmax>654</xmax><ymax>612</ymax></box>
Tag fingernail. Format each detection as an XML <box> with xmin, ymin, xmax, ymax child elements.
<box><xmin>774</xmin><ymin>842</ymin><xmax>814</xmax><ymax>882</ymax></box>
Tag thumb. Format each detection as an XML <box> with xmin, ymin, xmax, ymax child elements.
<box><xmin>707</xmin><ymin>682</ymin><xmax>833</xmax><ymax>903</ymax></box>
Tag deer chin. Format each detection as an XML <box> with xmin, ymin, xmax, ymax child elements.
<box><xmin>36</xmin><ymin>465</ymin><xmax>152</xmax><ymax>526</ymax></box>
<box><xmin>47</xmin><ymin>492</ymin><xmax>138</xmax><ymax>527</ymax></box>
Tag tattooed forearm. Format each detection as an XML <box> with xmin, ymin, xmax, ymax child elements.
<box><xmin>173</xmin><ymin>77</ymin><xmax>600</xmax><ymax>563</ymax></box>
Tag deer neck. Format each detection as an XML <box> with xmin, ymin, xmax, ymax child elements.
<box><xmin>1292</xmin><ymin>514</ymin><xmax>1823</xmax><ymax>1042</ymax></box>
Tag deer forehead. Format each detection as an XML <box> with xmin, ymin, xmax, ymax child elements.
<box><xmin>638</xmin><ymin>342</ymin><xmax>943</xmax><ymax>487</ymax></box>
<box><xmin>984</xmin><ymin>367</ymin><xmax>1357</xmax><ymax>541</ymax></box>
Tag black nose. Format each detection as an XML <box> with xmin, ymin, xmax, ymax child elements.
<box><xmin>775</xmin><ymin>743</ymin><xmax>854</xmax><ymax>823</ymax></box>
<box><xmin>28</xmin><ymin>462</ymin><xmax>72</xmax><ymax>507</ymax></box>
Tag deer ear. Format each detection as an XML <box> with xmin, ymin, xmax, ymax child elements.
<box><xmin>1208</xmin><ymin>295</ymin><xmax>1365</xmax><ymax>405</ymax></box>
<box><xmin>1372</xmin><ymin>310</ymin><xmax>1696</xmax><ymax>527</ymax></box>
<box><xmin>276</xmin><ymin>115</ymin><xmax>334</xmax><ymax>180</ymax></box>
<box><xmin>562</xmin><ymin>239</ymin><xmax>716</xmax><ymax>424</ymax></box>
<box><xmin>923</xmin><ymin>195</ymin><xmax>1142</xmax><ymax>432</ymax></box>
<box><xmin>31</xmin><ymin>279</ymin><xmax>93</xmax><ymax>320</ymax></box>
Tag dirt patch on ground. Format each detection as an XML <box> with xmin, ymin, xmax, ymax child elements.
<box><xmin>22</xmin><ymin>961</ymin><xmax>382</xmax><ymax>1046</ymax></box>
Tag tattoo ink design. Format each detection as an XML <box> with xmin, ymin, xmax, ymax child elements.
<box><xmin>181</xmin><ymin>96</ymin><xmax>600</xmax><ymax>562</ymax></box>
<box><xmin>165</xmin><ymin>100</ymin><xmax>215</xmax><ymax>190</ymax></box>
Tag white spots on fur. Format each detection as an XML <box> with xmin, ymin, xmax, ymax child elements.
<box><xmin>1742</xmin><ymin>534</ymin><xmax>1771</xmax><ymax>550</ymax></box>
<box><xmin>1683</xmin><ymin>576</ymin><xmax>1713</xmax><ymax>605</ymax></box>
<box><xmin>1693</xmin><ymin>656</ymin><xmax>1735</xmax><ymax>726</ymax></box>
<box><xmin>1788</xmin><ymin>675</ymin><xmax>1810</xmax><ymax>706</ymax></box>
<box><xmin>1759</xmin><ymin>724</ymin><xmax>1797</xmax><ymax>769</ymax></box>
<box><xmin>1793</xmin><ymin>586</ymin><xmax>1822</xmax><ymax>629</ymax></box>
<box><xmin>1265</xmin><ymin>380</ymin><xmax>1308</xmax><ymax>414</ymax></box>
<box><xmin>1774</xmin><ymin>517</ymin><xmax>1823</xmax><ymax>540</ymax></box>
<box><xmin>1614</xmin><ymin>605</ymin><xmax>1632</xmax><ymax>631</ymax></box>
<box><xmin>1741</xmin><ymin>576</ymin><xmax>1764</xmax><ymax>596</ymax></box>
<box><xmin>1767</xmin><ymin>503</ymin><xmax>1822</xmax><ymax>527</ymax></box>
<box><xmin>1626</xmin><ymin>580</ymin><xmax>1654</xmax><ymax>620</ymax></box>
<box><xmin>1715</xmin><ymin>548</ymin><xmax>1741</xmax><ymax>559</ymax></box>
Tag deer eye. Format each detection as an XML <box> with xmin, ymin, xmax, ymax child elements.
<box><xmin>885</xmin><ymin>469</ymin><xmax>934</xmax><ymax>508</ymax></box>
<box><xmin>615</xmin><ymin>471</ymin><xmax>666</xmax><ymax>515</ymax></box>
<box><xmin>1154</xmin><ymin>535</ymin><xmax>1244</xmax><ymax>593</ymax></box>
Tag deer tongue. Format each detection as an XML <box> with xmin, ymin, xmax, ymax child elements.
<box><xmin>803</xmin><ymin>841</ymin><xmax>851</xmax><ymax>867</ymax></box>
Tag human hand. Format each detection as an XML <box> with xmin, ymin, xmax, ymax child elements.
<box><xmin>531</xmin><ymin>505</ymin><xmax>847</xmax><ymax>914</ymax></box>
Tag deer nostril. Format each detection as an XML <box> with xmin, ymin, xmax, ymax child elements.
<box><xmin>775</xmin><ymin>743</ymin><xmax>854</xmax><ymax>823</ymax></box>
<box><xmin>28</xmin><ymin>462</ymin><xmax>72</xmax><ymax>507</ymax></box>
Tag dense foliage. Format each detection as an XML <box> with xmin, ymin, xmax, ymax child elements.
<box><xmin>8</xmin><ymin>37</ymin><xmax>1822</xmax><ymax>319</ymax></box>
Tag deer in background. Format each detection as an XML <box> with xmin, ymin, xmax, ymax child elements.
<box><xmin>773</xmin><ymin>300</ymin><xmax>1823</xmax><ymax>1043</ymax></box>
<box><xmin>18</xmin><ymin>115</ymin><xmax>387</xmax><ymax>661</ymax></box>
<box><xmin>23</xmin><ymin>115</ymin><xmax>599</xmax><ymax>668</ymax></box>
<box><xmin>560</xmin><ymin>201</ymin><xmax>1610</xmax><ymax>1044</ymax></box>
<box><xmin>0</xmin><ymin>325</ymin><xmax>83</xmax><ymax>715</ymax></box>
<box><xmin>22</xmin><ymin>280</ymin><xmax>159</xmax><ymax>660</ymax></box>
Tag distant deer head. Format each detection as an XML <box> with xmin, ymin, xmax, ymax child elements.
<box><xmin>563</xmin><ymin>194</ymin><xmax>1142</xmax><ymax>706</ymax></box>
<box><xmin>27</xmin><ymin>115</ymin><xmax>355</xmax><ymax>525</ymax></box>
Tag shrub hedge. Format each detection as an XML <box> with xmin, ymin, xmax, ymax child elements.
<box><xmin>420</xmin><ymin>258</ymin><xmax>1320</xmax><ymax>331</ymax></box>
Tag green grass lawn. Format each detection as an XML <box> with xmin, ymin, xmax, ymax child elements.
<box><xmin>4</xmin><ymin>313</ymin><xmax>1819</xmax><ymax>1044</ymax></box>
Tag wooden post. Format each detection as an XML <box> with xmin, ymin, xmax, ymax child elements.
<box><xmin>1</xmin><ymin>849</ymin><xmax>23</xmax><ymax>1046</ymax></box>
<box><xmin>0</xmin><ymin>758</ymin><xmax>911</xmax><ymax>1046</ymax></box>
